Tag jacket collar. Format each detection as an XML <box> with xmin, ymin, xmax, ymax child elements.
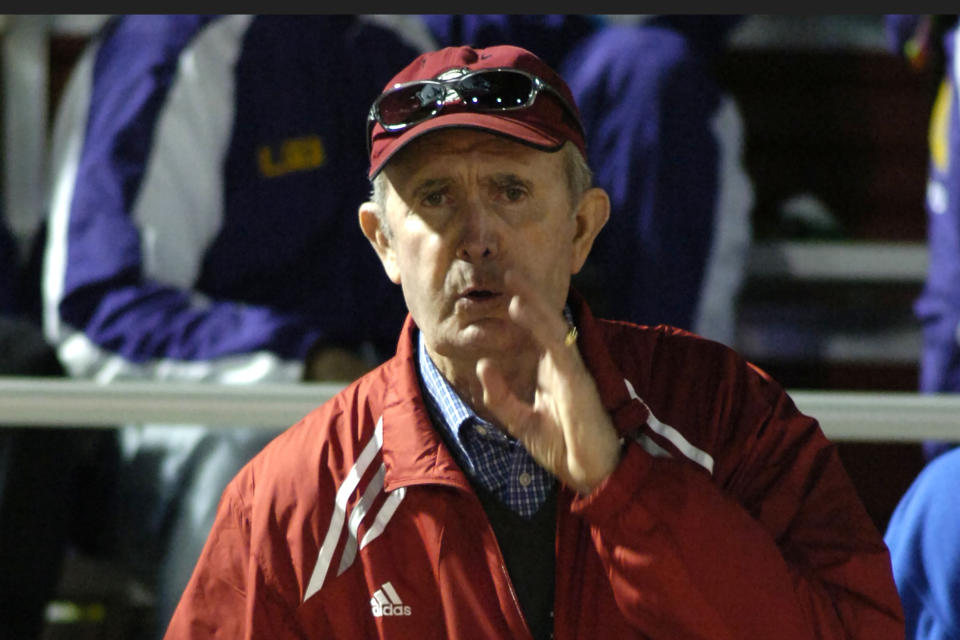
<box><xmin>567</xmin><ymin>289</ymin><xmax>651</xmax><ymax>439</ymax></box>
<box><xmin>379</xmin><ymin>314</ymin><xmax>469</xmax><ymax>492</ymax></box>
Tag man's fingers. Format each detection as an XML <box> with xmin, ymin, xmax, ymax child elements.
<box><xmin>504</xmin><ymin>270</ymin><xmax>574</xmax><ymax>353</ymax></box>
<box><xmin>476</xmin><ymin>358</ymin><xmax>535</xmax><ymax>439</ymax></box>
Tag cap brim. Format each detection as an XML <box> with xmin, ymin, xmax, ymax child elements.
<box><xmin>368</xmin><ymin>111</ymin><xmax>567</xmax><ymax>179</ymax></box>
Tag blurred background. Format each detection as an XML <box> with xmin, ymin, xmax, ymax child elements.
<box><xmin>0</xmin><ymin>14</ymin><xmax>946</xmax><ymax>639</ymax></box>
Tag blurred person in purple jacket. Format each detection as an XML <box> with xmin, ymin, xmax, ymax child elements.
<box><xmin>886</xmin><ymin>15</ymin><xmax>960</xmax><ymax>461</ymax></box>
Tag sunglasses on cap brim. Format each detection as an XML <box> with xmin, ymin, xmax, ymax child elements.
<box><xmin>366</xmin><ymin>67</ymin><xmax>584</xmax><ymax>157</ymax></box>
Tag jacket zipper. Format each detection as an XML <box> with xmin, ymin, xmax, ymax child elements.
<box><xmin>499</xmin><ymin>557</ymin><xmax>525</xmax><ymax>628</ymax></box>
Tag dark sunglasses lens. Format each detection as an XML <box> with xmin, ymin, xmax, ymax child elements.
<box><xmin>458</xmin><ymin>71</ymin><xmax>534</xmax><ymax>110</ymax></box>
<box><xmin>377</xmin><ymin>83</ymin><xmax>446</xmax><ymax>126</ymax></box>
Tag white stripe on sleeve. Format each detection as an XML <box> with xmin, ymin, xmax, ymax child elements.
<box><xmin>624</xmin><ymin>378</ymin><xmax>715</xmax><ymax>474</ymax></box>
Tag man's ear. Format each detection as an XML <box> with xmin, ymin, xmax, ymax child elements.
<box><xmin>570</xmin><ymin>187</ymin><xmax>610</xmax><ymax>274</ymax></box>
<box><xmin>358</xmin><ymin>202</ymin><xmax>401</xmax><ymax>284</ymax></box>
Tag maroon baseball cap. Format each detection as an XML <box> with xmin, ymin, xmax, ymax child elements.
<box><xmin>367</xmin><ymin>44</ymin><xmax>586</xmax><ymax>178</ymax></box>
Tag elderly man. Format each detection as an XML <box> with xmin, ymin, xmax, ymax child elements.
<box><xmin>165</xmin><ymin>45</ymin><xmax>903</xmax><ymax>639</ymax></box>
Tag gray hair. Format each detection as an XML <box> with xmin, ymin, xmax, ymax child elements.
<box><xmin>560</xmin><ymin>142</ymin><xmax>594</xmax><ymax>205</ymax></box>
<box><xmin>368</xmin><ymin>141</ymin><xmax>593</xmax><ymax>228</ymax></box>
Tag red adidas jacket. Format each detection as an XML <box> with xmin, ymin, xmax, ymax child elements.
<box><xmin>164</xmin><ymin>297</ymin><xmax>904</xmax><ymax>639</ymax></box>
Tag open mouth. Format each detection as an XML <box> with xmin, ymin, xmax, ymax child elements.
<box><xmin>458</xmin><ymin>285</ymin><xmax>504</xmax><ymax>308</ymax></box>
<box><xmin>466</xmin><ymin>289</ymin><xmax>498</xmax><ymax>300</ymax></box>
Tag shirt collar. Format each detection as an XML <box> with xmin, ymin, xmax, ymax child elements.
<box><xmin>415</xmin><ymin>304</ymin><xmax>575</xmax><ymax>441</ymax></box>
<box><xmin>417</xmin><ymin>331</ymin><xmax>482</xmax><ymax>465</ymax></box>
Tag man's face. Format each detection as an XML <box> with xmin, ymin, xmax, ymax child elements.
<box><xmin>361</xmin><ymin>129</ymin><xmax>607</xmax><ymax>365</ymax></box>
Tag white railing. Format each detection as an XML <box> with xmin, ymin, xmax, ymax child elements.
<box><xmin>1</xmin><ymin>377</ymin><xmax>958</xmax><ymax>442</ymax></box>
<box><xmin>747</xmin><ymin>240</ymin><xmax>928</xmax><ymax>282</ymax></box>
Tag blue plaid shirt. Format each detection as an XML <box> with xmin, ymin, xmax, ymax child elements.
<box><xmin>417</xmin><ymin>332</ymin><xmax>554</xmax><ymax>519</ymax></box>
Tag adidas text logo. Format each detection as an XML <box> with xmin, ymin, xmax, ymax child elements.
<box><xmin>370</xmin><ymin>581</ymin><xmax>411</xmax><ymax>617</ymax></box>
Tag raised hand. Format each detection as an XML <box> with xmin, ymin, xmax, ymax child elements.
<box><xmin>476</xmin><ymin>269</ymin><xmax>622</xmax><ymax>494</ymax></box>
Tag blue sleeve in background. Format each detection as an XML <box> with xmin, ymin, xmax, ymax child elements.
<box><xmin>885</xmin><ymin>447</ymin><xmax>960</xmax><ymax>640</ymax></box>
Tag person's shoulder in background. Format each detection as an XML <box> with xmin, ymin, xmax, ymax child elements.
<box><xmin>884</xmin><ymin>447</ymin><xmax>960</xmax><ymax>640</ymax></box>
